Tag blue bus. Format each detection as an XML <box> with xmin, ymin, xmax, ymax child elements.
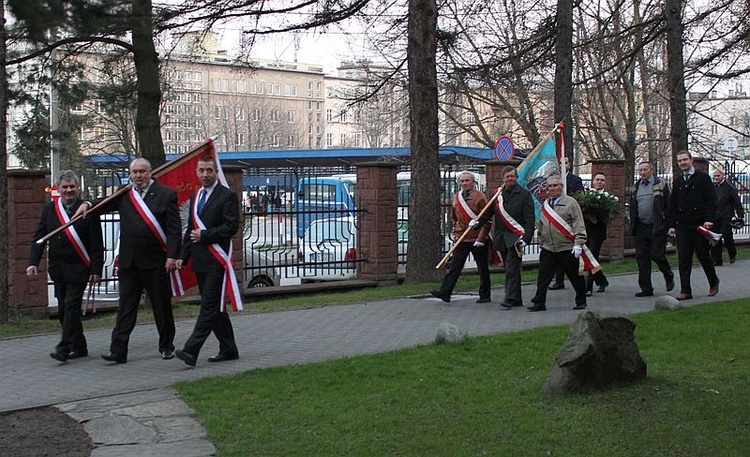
<box><xmin>295</xmin><ymin>175</ymin><xmax>357</xmax><ymax>238</ymax></box>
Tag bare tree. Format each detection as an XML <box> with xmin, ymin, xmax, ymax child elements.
<box><xmin>0</xmin><ymin>0</ymin><xmax>9</xmax><ymax>323</ymax></box>
<box><xmin>666</xmin><ymin>0</ymin><xmax>689</xmax><ymax>167</ymax></box>
<box><xmin>405</xmin><ymin>0</ymin><xmax>442</xmax><ymax>282</ymax></box>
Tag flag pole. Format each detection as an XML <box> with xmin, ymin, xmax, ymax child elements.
<box><xmin>36</xmin><ymin>138</ymin><xmax>217</xmax><ymax>245</ymax></box>
<box><xmin>435</xmin><ymin>124</ymin><xmax>562</xmax><ymax>269</ymax></box>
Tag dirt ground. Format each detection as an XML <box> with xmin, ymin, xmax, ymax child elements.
<box><xmin>0</xmin><ymin>407</ymin><xmax>92</xmax><ymax>457</ymax></box>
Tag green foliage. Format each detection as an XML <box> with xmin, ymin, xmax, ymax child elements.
<box><xmin>177</xmin><ymin>302</ymin><xmax>750</xmax><ymax>456</ymax></box>
<box><xmin>575</xmin><ymin>188</ymin><xmax>621</xmax><ymax>223</ymax></box>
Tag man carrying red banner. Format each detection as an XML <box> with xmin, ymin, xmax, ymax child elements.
<box><xmin>78</xmin><ymin>158</ymin><xmax>181</xmax><ymax>364</ymax></box>
<box><xmin>474</xmin><ymin>165</ymin><xmax>535</xmax><ymax>309</ymax></box>
<box><xmin>528</xmin><ymin>175</ymin><xmax>593</xmax><ymax>312</ymax></box>
<box><xmin>431</xmin><ymin>171</ymin><xmax>492</xmax><ymax>304</ymax></box>
<box><xmin>28</xmin><ymin>170</ymin><xmax>104</xmax><ymax>363</ymax></box>
<box><xmin>175</xmin><ymin>155</ymin><xmax>241</xmax><ymax>367</ymax></box>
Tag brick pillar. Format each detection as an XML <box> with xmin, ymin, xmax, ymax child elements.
<box><xmin>223</xmin><ymin>166</ymin><xmax>245</xmax><ymax>277</ymax></box>
<box><xmin>356</xmin><ymin>163</ymin><xmax>398</xmax><ymax>285</ymax></box>
<box><xmin>484</xmin><ymin>159</ymin><xmax>523</xmax><ymax>195</ymax></box>
<box><xmin>590</xmin><ymin>160</ymin><xmax>626</xmax><ymax>260</ymax></box>
<box><xmin>9</xmin><ymin>171</ymin><xmax>50</xmax><ymax>317</ymax></box>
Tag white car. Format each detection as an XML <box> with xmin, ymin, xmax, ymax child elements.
<box><xmin>298</xmin><ymin>217</ymin><xmax>357</xmax><ymax>282</ymax></box>
<box><xmin>243</xmin><ymin>247</ymin><xmax>281</xmax><ymax>289</ymax></box>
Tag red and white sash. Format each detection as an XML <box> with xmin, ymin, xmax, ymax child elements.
<box><xmin>494</xmin><ymin>188</ymin><xmax>525</xmax><ymax>237</ymax></box>
<box><xmin>53</xmin><ymin>197</ymin><xmax>90</xmax><ymax>266</ymax></box>
<box><xmin>128</xmin><ymin>188</ymin><xmax>185</xmax><ymax>296</ymax></box>
<box><xmin>454</xmin><ymin>191</ymin><xmax>478</xmax><ymax>221</ymax></box>
<box><xmin>192</xmin><ymin>191</ymin><xmax>243</xmax><ymax>312</ymax></box>
<box><xmin>541</xmin><ymin>198</ymin><xmax>600</xmax><ymax>273</ymax></box>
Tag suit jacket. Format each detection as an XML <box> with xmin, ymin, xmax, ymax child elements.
<box><xmin>536</xmin><ymin>194</ymin><xmax>587</xmax><ymax>252</ymax></box>
<box><xmin>180</xmin><ymin>184</ymin><xmax>240</xmax><ymax>273</ymax></box>
<box><xmin>478</xmin><ymin>185</ymin><xmax>535</xmax><ymax>249</ymax></box>
<box><xmin>29</xmin><ymin>199</ymin><xmax>104</xmax><ymax>283</ymax></box>
<box><xmin>669</xmin><ymin>170</ymin><xmax>717</xmax><ymax>228</ymax></box>
<box><xmin>714</xmin><ymin>180</ymin><xmax>744</xmax><ymax>223</ymax></box>
<box><xmin>97</xmin><ymin>180</ymin><xmax>181</xmax><ymax>270</ymax></box>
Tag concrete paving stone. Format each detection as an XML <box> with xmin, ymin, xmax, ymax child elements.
<box><xmin>90</xmin><ymin>439</ymin><xmax>216</xmax><ymax>457</ymax></box>
<box><xmin>151</xmin><ymin>416</ymin><xmax>209</xmax><ymax>443</ymax></box>
<box><xmin>85</xmin><ymin>415</ymin><xmax>157</xmax><ymax>445</ymax></box>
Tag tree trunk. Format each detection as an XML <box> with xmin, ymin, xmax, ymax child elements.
<box><xmin>666</xmin><ymin>0</ymin><xmax>688</xmax><ymax>173</ymax></box>
<box><xmin>0</xmin><ymin>0</ymin><xmax>8</xmax><ymax>323</ymax></box>
<box><xmin>405</xmin><ymin>0</ymin><xmax>442</xmax><ymax>282</ymax></box>
<box><xmin>131</xmin><ymin>0</ymin><xmax>165</xmax><ymax>166</ymax></box>
<box><xmin>554</xmin><ymin>0</ymin><xmax>574</xmax><ymax>163</ymax></box>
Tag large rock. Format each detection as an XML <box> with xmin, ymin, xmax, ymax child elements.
<box><xmin>543</xmin><ymin>310</ymin><xmax>647</xmax><ymax>394</ymax></box>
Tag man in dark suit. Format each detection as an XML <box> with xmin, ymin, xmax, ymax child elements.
<box><xmin>80</xmin><ymin>158</ymin><xmax>181</xmax><ymax>363</ymax></box>
<box><xmin>175</xmin><ymin>155</ymin><xmax>241</xmax><ymax>367</ymax></box>
<box><xmin>28</xmin><ymin>170</ymin><xmax>104</xmax><ymax>363</ymax></box>
<box><xmin>668</xmin><ymin>151</ymin><xmax>719</xmax><ymax>301</ymax></box>
<box><xmin>711</xmin><ymin>169</ymin><xmax>745</xmax><ymax>265</ymax></box>
<box><xmin>475</xmin><ymin>165</ymin><xmax>535</xmax><ymax>308</ymax></box>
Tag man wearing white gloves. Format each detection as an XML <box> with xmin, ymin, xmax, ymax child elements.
<box><xmin>431</xmin><ymin>171</ymin><xmax>492</xmax><ymax>303</ymax></box>
<box><xmin>528</xmin><ymin>175</ymin><xmax>588</xmax><ymax>312</ymax></box>
<box><xmin>474</xmin><ymin>165</ymin><xmax>535</xmax><ymax>309</ymax></box>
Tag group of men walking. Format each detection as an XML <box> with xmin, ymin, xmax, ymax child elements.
<box><xmin>432</xmin><ymin>151</ymin><xmax>744</xmax><ymax>311</ymax></box>
<box><xmin>29</xmin><ymin>155</ymin><xmax>241</xmax><ymax>367</ymax></box>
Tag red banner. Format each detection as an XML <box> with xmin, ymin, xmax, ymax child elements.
<box><xmin>155</xmin><ymin>139</ymin><xmax>219</xmax><ymax>296</ymax></box>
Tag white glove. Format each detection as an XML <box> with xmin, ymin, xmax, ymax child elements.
<box><xmin>473</xmin><ymin>241</ymin><xmax>485</xmax><ymax>247</ymax></box>
<box><xmin>468</xmin><ymin>219</ymin><xmax>479</xmax><ymax>228</ymax></box>
<box><xmin>571</xmin><ymin>245</ymin><xmax>583</xmax><ymax>258</ymax></box>
<box><xmin>517</xmin><ymin>240</ymin><xmax>527</xmax><ymax>248</ymax></box>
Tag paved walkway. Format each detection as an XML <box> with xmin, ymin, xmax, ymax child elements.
<box><xmin>2</xmin><ymin>264</ymin><xmax>747</xmax><ymax>456</ymax></box>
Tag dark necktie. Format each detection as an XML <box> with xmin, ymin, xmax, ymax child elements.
<box><xmin>549</xmin><ymin>198</ymin><xmax>557</xmax><ymax>207</ymax></box>
<box><xmin>462</xmin><ymin>190</ymin><xmax>471</xmax><ymax>200</ymax></box>
<box><xmin>683</xmin><ymin>173</ymin><xmax>690</xmax><ymax>181</ymax></box>
<box><xmin>197</xmin><ymin>189</ymin><xmax>207</xmax><ymax>214</ymax></box>
<box><xmin>641</xmin><ymin>181</ymin><xmax>649</xmax><ymax>186</ymax></box>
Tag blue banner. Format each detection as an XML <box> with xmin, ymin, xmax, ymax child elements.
<box><xmin>516</xmin><ymin>136</ymin><xmax>560</xmax><ymax>219</ymax></box>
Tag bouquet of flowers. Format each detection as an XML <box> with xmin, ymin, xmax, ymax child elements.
<box><xmin>574</xmin><ymin>189</ymin><xmax>620</xmax><ymax>224</ymax></box>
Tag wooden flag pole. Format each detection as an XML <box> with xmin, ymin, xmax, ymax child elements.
<box><xmin>35</xmin><ymin>138</ymin><xmax>216</xmax><ymax>245</ymax></box>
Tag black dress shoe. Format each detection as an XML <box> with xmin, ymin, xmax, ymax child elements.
<box><xmin>527</xmin><ymin>304</ymin><xmax>547</xmax><ymax>312</ymax></box>
<box><xmin>476</xmin><ymin>297</ymin><xmax>491</xmax><ymax>304</ymax></box>
<box><xmin>573</xmin><ymin>303</ymin><xmax>587</xmax><ymax>310</ymax></box>
<box><xmin>585</xmin><ymin>290</ymin><xmax>593</xmax><ymax>297</ymax></box>
<box><xmin>50</xmin><ymin>351</ymin><xmax>69</xmax><ymax>363</ymax></box>
<box><xmin>665</xmin><ymin>278</ymin><xmax>675</xmax><ymax>292</ymax></box>
<box><xmin>175</xmin><ymin>349</ymin><xmax>196</xmax><ymax>367</ymax></box>
<box><xmin>548</xmin><ymin>282</ymin><xmax>565</xmax><ymax>290</ymax></box>
<box><xmin>430</xmin><ymin>290</ymin><xmax>450</xmax><ymax>303</ymax></box>
<box><xmin>500</xmin><ymin>301</ymin><xmax>521</xmax><ymax>309</ymax></box>
<box><xmin>207</xmin><ymin>353</ymin><xmax>240</xmax><ymax>363</ymax></box>
<box><xmin>101</xmin><ymin>352</ymin><xmax>127</xmax><ymax>364</ymax></box>
<box><xmin>729</xmin><ymin>257</ymin><xmax>736</xmax><ymax>264</ymax></box>
<box><xmin>634</xmin><ymin>291</ymin><xmax>654</xmax><ymax>297</ymax></box>
<box><xmin>68</xmin><ymin>351</ymin><xmax>88</xmax><ymax>359</ymax></box>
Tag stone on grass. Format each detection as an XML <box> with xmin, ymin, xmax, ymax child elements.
<box><xmin>435</xmin><ymin>323</ymin><xmax>465</xmax><ymax>344</ymax></box>
<box><xmin>543</xmin><ymin>310</ymin><xmax>647</xmax><ymax>394</ymax></box>
<box><xmin>654</xmin><ymin>295</ymin><xmax>682</xmax><ymax>310</ymax></box>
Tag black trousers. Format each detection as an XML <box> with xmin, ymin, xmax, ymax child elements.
<box><xmin>532</xmin><ymin>248</ymin><xmax>587</xmax><ymax>306</ymax></box>
<box><xmin>437</xmin><ymin>241</ymin><xmax>491</xmax><ymax>300</ymax></box>
<box><xmin>53</xmin><ymin>281</ymin><xmax>88</xmax><ymax>354</ymax></box>
<box><xmin>675</xmin><ymin>224</ymin><xmax>719</xmax><ymax>295</ymax></box>
<box><xmin>710</xmin><ymin>220</ymin><xmax>737</xmax><ymax>264</ymax></box>
<box><xmin>500</xmin><ymin>244</ymin><xmax>523</xmax><ymax>305</ymax></box>
<box><xmin>110</xmin><ymin>265</ymin><xmax>175</xmax><ymax>356</ymax></box>
<box><xmin>634</xmin><ymin>223</ymin><xmax>673</xmax><ymax>294</ymax></box>
<box><xmin>585</xmin><ymin>236</ymin><xmax>607</xmax><ymax>292</ymax></box>
<box><xmin>182</xmin><ymin>269</ymin><xmax>239</xmax><ymax>358</ymax></box>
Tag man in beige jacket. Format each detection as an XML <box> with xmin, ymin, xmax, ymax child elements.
<box><xmin>528</xmin><ymin>175</ymin><xmax>588</xmax><ymax>312</ymax></box>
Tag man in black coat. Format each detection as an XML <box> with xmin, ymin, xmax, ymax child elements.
<box><xmin>28</xmin><ymin>170</ymin><xmax>104</xmax><ymax>363</ymax></box>
<box><xmin>475</xmin><ymin>165</ymin><xmax>535</xmax><ymax>308</ymax></box>
<box><xmin>176</xmin><ymin>155</ymin><xmax>241</xmax><ymax>367</ymax></box>
<box><xmin>668</xmin><ymin>151</ymin><xmax>719</xmax><ymax>301</ymax></box>
<box><xmin>711</xmin><ymin>169</ymin><xmax>745</xmax><ymax>265</ymax></box>
<box><xmin>80</xmin><ymin>158</ymin><xmax>181</xmax><ymax>363</ymax></box>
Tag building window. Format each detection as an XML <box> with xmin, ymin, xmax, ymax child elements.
<box><xmin>272</xmin><ymin>133</ymin><xmax>279</xmax><ymax>147</ymax></box>
<box><xmin>288</xmin><ymin>135</ymin><xmax>296</xmax><ymax>147</ymax></box>
<box><xmin>273</xmin><ymin>83</ymin><xmax>281</xmax><ymax>95</ymax></box>
<box><xmin>194</xmin><ymin>72</ymin><xmax>202</xmax><ymax>82</ymax></box>
<box><xmin>340</xmin><ymin>111</ymin><xmax>347</xmax><ymax>123</ymax></box>
<box><xmin>236</xmin><ymin>107</ymin><xmax>245</xmax><ymax>121</ymax></box>
<box><xmin>288</xmin><ymin>110</ymin><xmax>296</xmax><ymax>123</ymax></box>
<box><xmin>194</xmin><ymin>106</ymin><xmax>202</xmax><ymax>116</ymax></box>
<box><xmin>271</xmin><ymin>110</ymin><xmax>279</xmax><ymax>122</ymax></box>
<box><xmin>326</xmin><ymin>133</ymin><xmax>333</xmax><ymax>146</ymax></box>
<box><xmin>340</xmin><ymin>133</ymin><xmax>346</xmax><ymax>146</ymax></box>
<box><xmin>253</xmin><ymin>108</ymin><xmax>261</xmax><ymax>121</ymax></box>
<box><xmin>236</xmin><ymin>132</ymin><xmax>245</xmax><ymax>146</ymax></box>
<box><xmin>326</xmin><ymin>109</ymin><xmax>333</xmax><ymax>122</ymax></box>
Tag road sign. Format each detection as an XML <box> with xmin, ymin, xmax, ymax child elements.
<box><xmin>494</xmin><ymin>135</ymin><xmax>515</xmax><ymax>160</ymax></box>
<box><xmin>724</xmin><ymin>137</ymin><xmax>738</xmax><ymax>152</ymax></box>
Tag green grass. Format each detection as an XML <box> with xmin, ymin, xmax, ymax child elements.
<box><xmin>176</xmin><ymin>301</ymin><xmax>750</xmax><ymax>456</ymax></box>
